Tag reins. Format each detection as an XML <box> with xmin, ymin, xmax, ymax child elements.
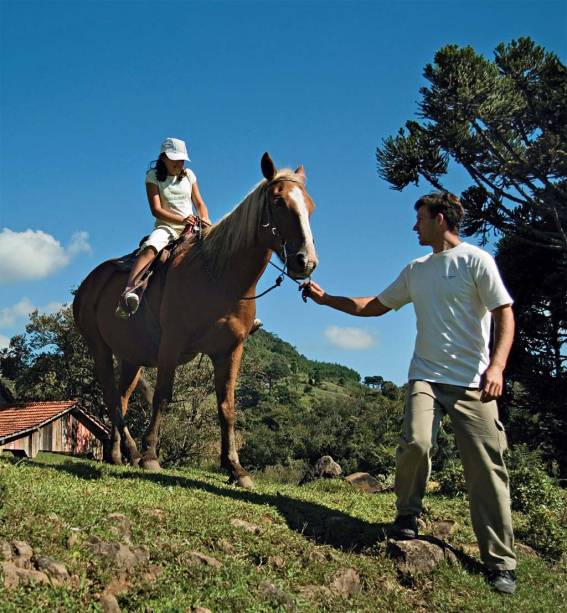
<box><xmin>195</xmin><ymin>175</ymin><xmax>310</xmax><ymax>302</ymax></box>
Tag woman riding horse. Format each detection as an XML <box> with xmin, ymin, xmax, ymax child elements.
<box><xmin>73</xmin><ymin>153</ymin><xmax>318</xmax><ymax>489</ymax></box>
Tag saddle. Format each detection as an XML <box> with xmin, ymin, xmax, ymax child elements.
<box><xmin>113</xmin><ymin>223</ymin><xmax>199</xmax><ymax>309</ymax></box>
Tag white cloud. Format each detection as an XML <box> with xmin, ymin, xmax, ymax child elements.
<box><xmin>324</xmin><ymin>325</ymin><xmax>377</xmax><ymax>350</ymax></box>
<box><xmin>0</xmin><ymin>334</ymin><xmax>9</xmax><ymax>350</ymax></box>
<box><xmin>0</xmin><ymin>298</ymin><xmax>64</xmax><ymax>329</ymax></box>
<box><xmin>0</xmin><ymin>228</ymin><xmax>91</xmax><ymax>284</ymax></box>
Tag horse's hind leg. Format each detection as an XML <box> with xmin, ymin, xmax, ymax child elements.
<box><xmin>86</xmin><ymin>338</ymin><xmax>123</xmax><ymax>465</ymax></box>
<box><xmin>212</xmin><ymin>345</ymin><xmax>253</xmax><ymax>490</ymax></box>
<box><xmin>118</xmin><ymin>361</ymin><xmax>144</xmax><ymax>466</ymax></box>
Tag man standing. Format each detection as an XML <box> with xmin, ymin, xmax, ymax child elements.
<box><xmin>302</xmin><ymin>192</ymin><xmax>516</xmax><ymax>594</ymax></box>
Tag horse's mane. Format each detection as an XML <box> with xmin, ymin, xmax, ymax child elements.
<box><xmin>183</xmin><ymin>168</ymin><xmax>303</xmax><ymax>277</ymax></box>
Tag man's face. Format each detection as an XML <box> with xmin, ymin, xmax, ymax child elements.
<box><xmin>413</xmin><ymin>205</ymin><xmax>440</xmax><ymax>246</ymax></box>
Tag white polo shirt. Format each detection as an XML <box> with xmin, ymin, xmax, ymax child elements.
<box><xmin>378</xmin><ymin>242</ymin><xmax>513</xmax><ymax>387</ymax></box>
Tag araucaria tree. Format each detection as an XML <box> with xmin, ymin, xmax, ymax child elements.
<box><xmin>376</xmin><ymin>37</ymin><xmax>566</xmax><ymax>473</ymax></box>
<box><xmin>376</xmin><ymin>37</ymin><xmax>566</xmax><ymax>253</ymax></box>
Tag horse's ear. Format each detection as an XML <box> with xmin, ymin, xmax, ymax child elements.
<box><xmin>294</xmin><ymin>165</ymin><xmax>305</xmax><ymax>178</ymax></box>
<box><xmin>261</xmin><ymin>152</ymin><xmax>277</xmax><ymax>181</ymax></box>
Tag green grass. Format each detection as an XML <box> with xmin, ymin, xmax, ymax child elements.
<box><xmin>0</xmin><ymin>453</ymin><xmax>565</xmax><ymax>612</ymax></box>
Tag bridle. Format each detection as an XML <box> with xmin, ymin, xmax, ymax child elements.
<box><xmin>240</xmin><ymin>176</ymin><xmax>309</xmax><ymax>300</ymax></box>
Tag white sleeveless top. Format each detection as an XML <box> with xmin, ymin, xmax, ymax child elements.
<box><xmin>145</xmin><ymin>167</ymin><xmax>196</xmax><ymax>233</ymax></box>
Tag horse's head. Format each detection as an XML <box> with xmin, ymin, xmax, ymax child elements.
<box><xmin>260</xmin><ymin>153</ymin><xmax>318</xmax><ymax>280</ymax></box>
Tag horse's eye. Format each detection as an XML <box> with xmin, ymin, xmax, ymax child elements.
<box><xmin>273</xmin><ymin>197</ymin><xmax>285</xmax><ymax>207</ymax></box>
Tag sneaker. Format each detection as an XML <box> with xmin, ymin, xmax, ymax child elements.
<box><xmin>486</xmin><ymin>569</ymin><xmax>516</xmax><ymax>595</ymax></box>
<box><xmin>388</xmin><ymin>515</ymin><xmax>418</xmax><ymax>540</ymax></box>
<box><xmin>114</xmin><ymin>291</ymin><xmax>140</xmax><ymax>319</ymax></box>
<box><xmin>250</xmin><ymin>318</ymin><xmax>263</xmax><ymax>335</ymax></box>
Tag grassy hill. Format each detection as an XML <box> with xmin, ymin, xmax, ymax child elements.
<box><xmin>0</xmin><ymin>453</ymin><xmax>565</xmax><ymax>611</ymax></box>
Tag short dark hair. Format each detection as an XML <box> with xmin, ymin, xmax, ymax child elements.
<box><xmin>414</xmin><ymin>192</ymin><xmax>464</xmax><ymax>233</ymax></box>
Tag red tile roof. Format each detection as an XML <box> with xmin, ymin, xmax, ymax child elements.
<box><xmin>0</xmin><ymin>401</ymin><xmax>77</xmax><ymax>439</ymax></box>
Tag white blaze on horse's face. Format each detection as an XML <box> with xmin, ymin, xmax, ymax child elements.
<box><xmin>286</xmin><ymin>185</ymin><xmax>318</xmax><ymax>278</ymax></box>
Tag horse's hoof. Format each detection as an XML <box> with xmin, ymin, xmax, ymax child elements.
<box><xmin>236</xmin><ymin>475</ymin><xmax>254</xmax><ymax>490</ymax></box>
<box><xmin>140</xmin><ymin>459</ymin><xmax>161</xmax><ymax>472</ymax></box>
<box><xmin>130</xmin><ymin>457</ymin><xmax>141</xmax><ymax>467</ymax></box>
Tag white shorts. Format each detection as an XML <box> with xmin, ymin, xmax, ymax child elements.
<box><xmin>139</xmin><ymin>226</ymin><xmax>180</xmax><ymax>254</ymax></box>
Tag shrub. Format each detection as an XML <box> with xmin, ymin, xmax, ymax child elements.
<box><xmin>507</xmin><ymin>445</ymin><xmax>564</xmax><ymax>514</ymax></box>
<box><xmin>517</xmin><ymin>507</ymin><xmax>567</xmax><ymax>561</ymax></box>
<box><xmin>434</xmin><ymin>460</ymin><xmax>467</xmax><ymax>497</ymax></box>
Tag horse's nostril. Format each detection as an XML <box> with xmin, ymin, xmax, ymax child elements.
<box><xmin>297</xmin><ymin>253</ymin><xmax>307</xmax><ymax>269</ymax></box>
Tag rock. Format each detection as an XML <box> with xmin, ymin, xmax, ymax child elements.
<box><xmin>100</xmin><ymin>592</ymin><xmax>121</xmax><ymax>613</ymax></box>
<box><xmin>1</xmin><ymin>561</ymin><xmax>49</xmax><ymax>589</ymax></box>
<box><xmin>190</xmin><ymin>551</ymin><xmax>222</xmax><ymax>569</ymax></box>
<box><xmin>268</xmin><ymin>555</ymin><xmax>286</xmax><ymax>570</ymax></box>
<box><xmin>218</xmin><ymin>538</ymin><xmax>235</xmax><ymax>553</ymax></box>
<box><xmin>33</xmin><ymin>555</ymin><xmax>70</xmax><ymax>583</ymax></box>
<box><xmin>0</xmin><ymin>540</ymin><xmax>12</xmax><ymax>561</ymax></box>
<box><xmin>516</xmin><ymin>543</ymin><xmax>539</xmax><ymax>558</ymax></box>
<box><xmin>431</xmin><ymin>519</ymin><xmax>458</xmax><ymax>538</ymax></box>
<box><xmin>105</xmin><ymin>577</ymin><xmax>131</xmax><ymax>596</ymax></box>
<box><xmin>230</xmin><ymin>518</ymin><xmax>262</xmax><ymax>535</ymax></box>
<box><xmin>258</xmin><ymin>580</ymin><xmax>296</xmax><ymax>610</ymax></box>
<box><xmin>11</xmin><ymin>540</ymin><xmax>33</xmax><ymax>568</ymax></box>
<box><xmin>330</xmin><ymin>568</ymin><xmax>361</xmax><ymax>597</ymax></box>
<box><xmin>345</xmin><ymin>472</ymin><xmax>387</xmax><ymax>493</ymax></box>
<box><xmin>1</xmin><ymin>561</ymin><xmax>20</xmax><ymax>589</ymax></box>
<box><xmin>387</xmin><ymin>539</ymin><xmax>447</xmax><ymax>574</ymax></box>
<box><xmin>106</xmin><ymin>513</ymin><xmax>133</xmax><ymax>544</ymax></box>
<box><xmin>142</xmin><ymin>564</ymin><xmax>164</xmax><ymax>583</ymax></box>
<box><xmin>300</xmin><ymin>456</ymin><xmax>343</xmax><ymax>484</ymax></box>
<box><xmin>88</xmin><ymin>541</ymin><xmax>150</xmax><ymax>572</ymax></box>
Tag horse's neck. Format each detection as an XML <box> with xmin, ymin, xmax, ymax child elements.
<box><xmin>215</xmin><ymin>244</ymin><xmax>272</xmax><ymax>296</ymax></box>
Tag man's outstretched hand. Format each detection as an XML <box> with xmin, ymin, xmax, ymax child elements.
<box><xmin>300</xmin><ymin>280</ymin><xmax>327</xmax><ymax>305</ymax></box>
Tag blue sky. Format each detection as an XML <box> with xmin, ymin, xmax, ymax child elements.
<box><xmin>1</xmin><ymin>0</ymin><xmax>565</xmax><ymax>383</ymax></box>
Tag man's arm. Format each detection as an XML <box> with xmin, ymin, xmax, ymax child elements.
<box><xmin>481</xmin><ymin>304</ymin><xmax>515</xmax><ymax>402</ymax></box>
<box><xmin>301</xmin><ymin>281</ymin><xmax>391</xmax><ymax>317</ymax></box>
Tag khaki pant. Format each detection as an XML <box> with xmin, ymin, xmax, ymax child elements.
<box><xmin>395</xmin><ymin>380</ymin><xmax>516</xmax><ymax>570</ymax></box>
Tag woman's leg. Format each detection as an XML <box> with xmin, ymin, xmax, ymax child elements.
<box><xmin>115</xmin><ymin>247</ymin><xmax>158</xmax><ymax>318</ymax></box>
<box><xmin>125</xmin><ymin>247</ymin><xmax>157</xmax><ymax>292</ymax></box>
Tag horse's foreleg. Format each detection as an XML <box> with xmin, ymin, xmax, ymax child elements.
<box><xmin>140</xmin><ymin>360</ymin><xmax>176</xmax><ymax>471</ymax></box>
<box><xmin>118</xmin><ymin>361</ymin><xmax>143</xmax><ymax>466</ymax></box>
<box><xmin>212</xmin><ymin>345</ymin><xmax>253</xmax><ymax>489</ymax></box>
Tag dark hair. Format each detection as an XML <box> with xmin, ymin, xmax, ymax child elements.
<box><xmin>149</xmin><ymin>153</ymin><xmax>187</xmax><ymax>183</ymax></box>
<box><xmin>414</xmin><ymin>191</ymin><xmax>464</xmax><ymax>233</ymax></box>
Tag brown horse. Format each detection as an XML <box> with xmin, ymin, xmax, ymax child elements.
<box><xmin>73</xmin><ymin>153</ymin><xmax>318</xmax><ymax>488</ymax></box>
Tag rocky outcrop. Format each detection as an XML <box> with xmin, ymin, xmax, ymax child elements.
<box><xmin>300</xmin><ymin>456</ymin><xmax>342</xmax><ymax>484</ymax></box>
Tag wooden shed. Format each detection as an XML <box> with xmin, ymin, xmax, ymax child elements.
<box><xmin>0</xmin><ymin>400</ymin><xmax>109</xmax><ymax>459</ymax></box>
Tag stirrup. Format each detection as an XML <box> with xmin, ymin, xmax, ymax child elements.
<box><xmin>114</xmin><ymin>291</ymin><xmax>140</xmax><ymax>319</ymax></box>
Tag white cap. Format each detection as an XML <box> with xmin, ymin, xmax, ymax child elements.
<box><xmin>160</xmin><ymin>137</ymin><xmax>190</xmax><ymax>161</ymax></box>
